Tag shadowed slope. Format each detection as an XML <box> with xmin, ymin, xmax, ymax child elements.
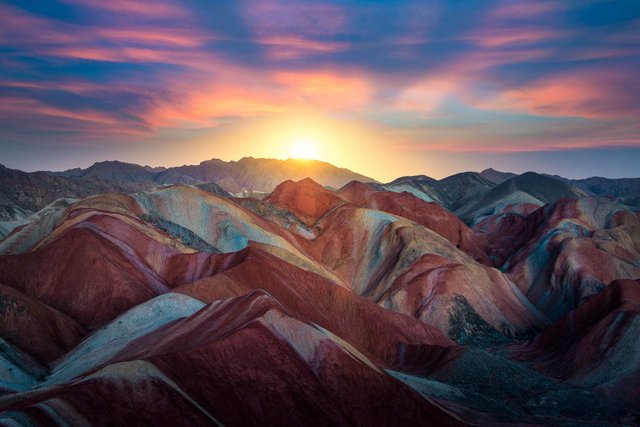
<box><xmin>511</xmin><ymin>279</ymin><xmax>640</xmax><ymax>405</ymax></box>
<box><xmin>0</xmin><ymin>285</ymin><xmax>85</xmax><ymax>365</ymax></box>
<box><xmin>0</xmin><ymin>226</ymin><xmax>169</xmax><ymax>329</ymax></box>
<box><xmin>456</xmin><ymin>172</ymin><xmax>587</xmax><ymax>225</ymax></box>
<box><xmin>437</xmin><ymin>172</ymin><xmax>496</xmax><ymax>211</ymax></box>
<box><xmin>473</xmin><ymin>203</ymin><xmax>542</xmax><ymax>266</ymax></box>
<box><xmin>503</xmin><ymin>198</ymin><xmax>640</xmax><ymax>320</ymax></box>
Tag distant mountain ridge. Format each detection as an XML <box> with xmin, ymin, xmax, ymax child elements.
<box><xmin>456</xmin><ymin>172</ymin><xmax>588</xmax><ymax>224</ymax></box>
<box><xmin>0</xmin><ymin>157</ymin><xmax>375</xmax><ymax>226</ymax></box>
<box><xmin>383</xmin><ymin>169</ymin><xmax>640</xmax><ymax>224</ymax></box>
<box><xmin>1</xmin><ymin>160</ymin><xmax>638</xmax><ymax>237</ymax></box>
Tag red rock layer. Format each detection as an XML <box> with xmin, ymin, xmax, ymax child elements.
<box><xmin>266</xmin><ymin>178</ymin><xmax>346</xmax><ymax>226</ymax></box>
<box><xmin>0</xmin><ymin>284</ymin><xmax>86</xmax><ymax>364</ymax></box>
<box><xmin>338</xmin><ymin>181</ymin><xmax>490</xmax><ymax>264</ymax></box>
<box><xmin>510</xmin><ymin>279</ymin><xmax>640</xmax><ymax>404</ymax></box>
<box><xmin>175</xmin><ymin>246</ymin><xmax>461</xmax><ymax>373</ymax></box>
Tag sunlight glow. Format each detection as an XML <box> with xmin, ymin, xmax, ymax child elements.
<box><xmin>290</xmin><ymin>137</ymin><xmax>319</xmax><ymax>159</ymax></box>
<box><xmin>181</xmin><ymin>112</ymin><xmax>409</xmax><ymax>181</ymax></box>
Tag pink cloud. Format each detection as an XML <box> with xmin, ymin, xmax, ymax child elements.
<box><xmin>0</xmin><ymin>4</ymin><xmax>77</xmax><ymax>45</ymax></box>
<box><xmin>94</xmin><ymin>27</ymin><xmax>212</xmax><ymax>48</ymax></box>
<box><xmin>389</xmin><ymin>121</ymin><xmax>640</xmax><ymax>153</ymax></box>
<box><xmin>388</xmin><ymin>46</ymin><xmax>553</xmax><ymax>116</ymax></box>
<box><xmin>393</xmin><ymin>138</ymin><xmax>640</xmax><ymax>153</ymax></box>
<box><xmin>46</xmin><ymin>46</ymin><xmax>214</xmax><ymax>68</ymax></box>
<box><xmin>466</xmin><ymin>27</ymin><xmax>568</xmax><ymax>47</ymax></box>
<box><xmin>0</xmin><ymin>96</ymin><xmax>149</xmax><ymax>137</ymax></box>
<box><xmin>489</xmin><ymin>2</ymin><xmax>560</xmax><ymax>19</ymax></box>
<box><xmin>478</xmin><ymin>69</ymin><xmax>640</xmax><ymax>119</ymax></box>
<box><xmin>0</xmin><ymin>3</ymin><xmax>207</xmax><ymax>63</ymax></box>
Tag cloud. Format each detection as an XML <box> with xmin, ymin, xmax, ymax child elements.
<box><xmin>0</xmin><ymin>95</ymin><xmax>151</xmax><ymax>139</ymax></box>
<box><xmin>60</xmin><ymin>0</ymin><xmax>189</xmax><ymax>19</ymax></box>
<box><xmin>255</xmin><ymin>36</ymin><xmax>349</xmax><ymax>59</ymax></box>
<box><xmin>272</xmin><ymin>70</ymin><xmax>372</xmax><ymax>110</ymax></box>
<box><xmin>240</xmin><ymin>0</ymin><xmax>348</xmax><ymax>37</ymax></box>
<box><xmin>478</xmin><ymin>68</ymin><xmax>640</xmax><ymax>119</ymax></box>
<box><xmin>488</xmin><ymin>2</ymin><xmax>561</xmax><ymax>20</ymax></box>
<box><xmin>388</xmin><ymin>118</ymin><xmax>640</xmax><ymax>153</ymax></box>
<box><xmin>466</xmin><ymin>27</ymin><xmax>568</xmax><ymax>48</ymax></box>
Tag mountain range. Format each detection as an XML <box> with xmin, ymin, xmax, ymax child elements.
<box><xmin>0</xmin><ymin>159</ymin><xmax>639</xmax><ymax>425</ymax></box>
<box><xmin>2</xmin><ymin>159</ymin><xmax>638</xmax><ymax>234</ymax></box>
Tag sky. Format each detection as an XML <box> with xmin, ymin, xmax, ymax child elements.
<box><xmin>0</xmin><ymin>0</ymin><xmax>639</xmax><ymax>181</ymax></box>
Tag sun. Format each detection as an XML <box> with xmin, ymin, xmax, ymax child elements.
<box><xmin>290</xmin><ymin>137</ymin><xmax>319</xmax><ymax>160</ymax></box>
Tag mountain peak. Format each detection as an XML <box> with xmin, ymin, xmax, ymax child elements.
<box><xmin>479</xmin><ymin>168</ymin><xmax>517</xmax><ymax>185</ymax></box>
<box><xmin>267</xmin><ymin>177</ymin><xmax>345</xmax><ymax>226</ymax></box>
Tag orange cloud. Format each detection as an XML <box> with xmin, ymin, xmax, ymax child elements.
<box><xmin>273</xmin><ymin>71</ymin><xmax>372</xmax><ymax>111</ymax></box>
<box><xmin>142</xmin><ymin>69</ymin><xmax>374</xmax><ymax>130</ymax></box>
<box><xmin>392</xmin><ymin>76</ymin><xmax>463</xmax><ymax>115</ymax></box>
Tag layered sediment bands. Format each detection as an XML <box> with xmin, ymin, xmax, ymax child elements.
<box><xmin>501</xmin><ymin>198</ymin><xmax>640</xmax><ymax>320</ymax></box>
<box><xmin>338</xmin><ymin>181</ymin><xmax>489</xmax><ymax>264</ymax></box>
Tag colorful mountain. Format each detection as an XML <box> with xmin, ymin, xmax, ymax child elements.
<box><xmin>0</xmin><ymin>169</ymin><xmax>638</xmax><ymax>425</ymax></box>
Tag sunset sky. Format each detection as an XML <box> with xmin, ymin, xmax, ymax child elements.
<box><xmin>1</xmin><ymin>0</ymin><xmax>639</xmax><ymax>180</ymax></box>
